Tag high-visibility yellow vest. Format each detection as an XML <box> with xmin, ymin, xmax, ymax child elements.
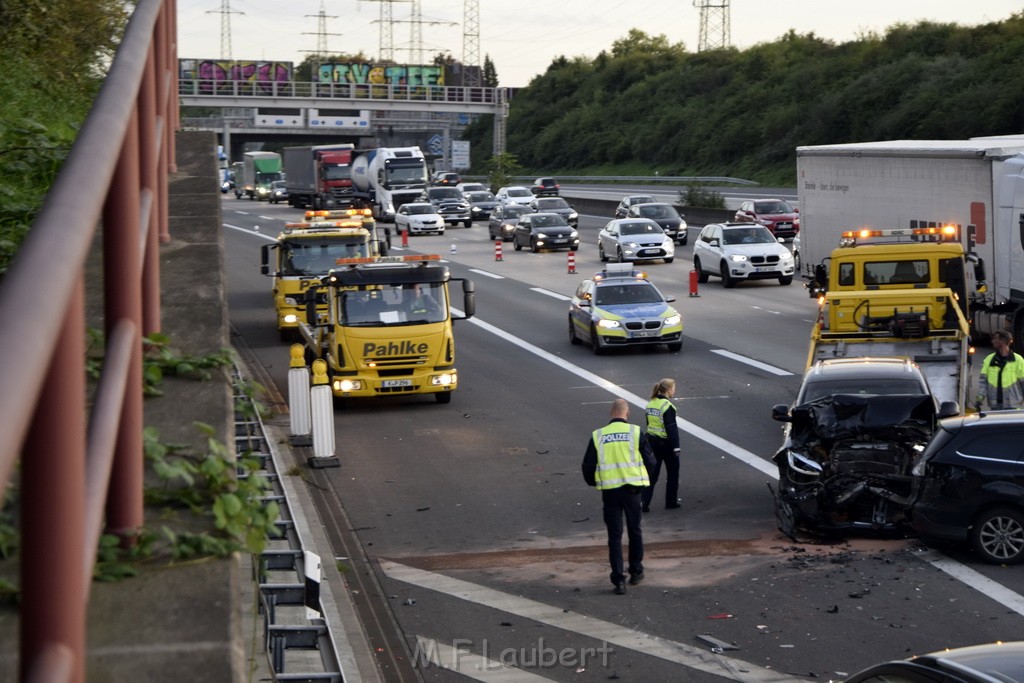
<box><xmin>592</xmin><ymin>422</ymin><xmax>649</xmax><ymax>490</ymax></box>
<box><xmin>645</xmin><ymin>397</ymin><xmax>672</xmax><ymax>439</ymax></box>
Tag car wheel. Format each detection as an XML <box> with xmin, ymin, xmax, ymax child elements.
<box><xmin>720</xmin><ymin>261</ymin><xmax>736</xmax><ymax>288</ymax></box>
<box><xmin>678</xmin><ymin>237</ymin><xmax>688</xmax><ymax>246</ymax></box>
<box><xmin>616</xmin><ymin>247</ymin><xmax>625</xmax><ymax>263</ymax></box>
<box><xmin>435</xmin><ymin>391</ymin><xmax>452</xmax><ymax>404</ymax></box>
<box><xmin>666</xmin><ymin>341</ymin><xmax>682</xmax><ymax>353</ymax></box>
<box><xmin>464</xmin><ymin>220</ymin><xmax>472</xmax><ymax>228</ymax></box>
<box><xmin>590</xmin><ymin>326</ymin><xmax>606</xmax><ymax>355</ymax></box>
<box><xmin>664</xmin><ymin>257</ymin><xmax>674</xmax><ymax>264</ymax></box>
<box><xmin>694</xmin><ymin>258</ymin><xmax>709</xmax><ymax>283</ymax></box>
<box><xmin>569</xmin><ymin>317</ymin><xmax>580</xmax><ymax>345</ymax></box>
<box><xmin>531</xmin><ymin>238</ymin><xmax>540</xmax><ymax>253</ymax></box>
<box><xmin>599</xmin><ymin>242</ymin><xmax>608</xmax><ymax>263</ymax></box>
<box><xmin>794</xmin><ymin>250</ymin><xmax>801</xmax><ymax>271</ymax></box>
<box><xmin>971</xmin><ymin>507</ymin><xmax>1024</xmax><ymax>564</ymax></box>
<box><xmin>514</xmin><ymin>238</ymin><xmax>522</xmax><ymax>251</ymax></box>
<box><xmin>779</xmin><ymin>275</ymin><xmax>793</xmax><ymax>285</ymax></box>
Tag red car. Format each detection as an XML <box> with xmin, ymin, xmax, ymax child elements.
<box><xmin>733</xmin><ymin>199</ymin><xmax>799</xmax><ymax>239</ymax></box>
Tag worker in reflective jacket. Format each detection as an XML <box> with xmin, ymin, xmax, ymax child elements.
<box><xmin>976</xmin><ymin>330</ymin><xmax>1024</xmax><ymax>411</ymax></box>
<box><xmin>582</xmin><ymin>398</ymin><xmax>655</xmax><ymax>595</ymax></box>
<box><xmin>642</xmin><ymin>378</ymin><xmax>681</xmax><ymax>512</ymax></box>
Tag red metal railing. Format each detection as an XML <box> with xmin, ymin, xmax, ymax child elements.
<box><xmin>0</xmin><ymin>1</ymin><xmax>177</xmax><ymax>680</ymax></box>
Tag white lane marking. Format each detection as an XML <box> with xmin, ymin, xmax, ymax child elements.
<box><xmin>750</xmin><ymin>305</ymin><xmax>782</xmax><ymax>315</ymax></box>
<box><xmin>259</xmin><ymin>215</ymin><xmax>277</xmax><ymax>220</ymax></box>
<box><xmin>462</xmin><ymin>313</ymin><xmax>777</xmax><ymax>478</ymax></box>
<box><xmin>469</xmin><ymin>268</ymin><xmax>505</xmax><ymax>280</ymax></box>
<box><xmin>382</xmin><ymin>561</ymin><xmax>796</xmax><ymax>682</ymax></box>
<box><xmin>412</xmin><ymin>637</ymin><xmax>555</xmax><ymax>682</ymax></box>
<box><xmin>224</xmin><ymin>223</ymin><xmax>275</xmax><ymax>242</ymax></box>
<box><xmin>915</xmin><ymin>549</ymin><xmax>1024</xmax><ymax>617</ymax></box>
<box><xmin>530</xmin><ymin>287</ymin><xmax>570</xmax><ymax>301</ymax></box>
<box><xmin>711</xmin><ymin>350</ymin><xmax>793</xmax><ymax>376</ymax></box>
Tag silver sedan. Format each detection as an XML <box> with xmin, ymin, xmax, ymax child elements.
<box><xmin>597</xmin><ymin>218</ymin><xmax>675</xmax><ymax>264</ymax></box>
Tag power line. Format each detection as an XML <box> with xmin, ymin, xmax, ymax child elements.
<box><xmin>694</xmin><ymin>0</ymin><xmax>731</xmax><ymax>51</ymax></box>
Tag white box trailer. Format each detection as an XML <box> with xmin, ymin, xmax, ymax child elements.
<box><xmin>795</xmin><ymin>138</ymin><xmax>1024</xmax><ymax>343</ymax></box>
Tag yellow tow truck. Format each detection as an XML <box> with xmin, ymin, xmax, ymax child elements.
<box><xmin>806</xmin><ymin>226</ymin><xmax>986</xmax><ymax>408</ymax></box>
<box><xmin>260</xmin><ymin>209</ymin><xmax>390</xmax><ymax>341</ymax></box>
<box><xmin>297</xmin><ymin>254</ymin><xmax>475</xmax><ymax>405</ymax></box>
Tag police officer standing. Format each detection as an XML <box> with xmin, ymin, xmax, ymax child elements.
<box><xmin>976</xmin><ymin>330</ymin><xmax>1024</xmax><ymax>410</ymax></box>
<box><xmin>582</xmin><ymin>398</ymin><xmax>655</xmax><ymax>595</ymax></box>
<box><xmin>642</xmin><ymin>378</ymin><xmax>681</xmax><ymax>512</ymax></box>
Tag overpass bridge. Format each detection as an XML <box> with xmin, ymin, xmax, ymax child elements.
<box><xmin>179</xmin><ymin>79</ymin><xmax>509</xmax><ymax>158</ymax></box>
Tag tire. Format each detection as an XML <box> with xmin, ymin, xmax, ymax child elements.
<box><xmin>463</xmin><ymin>220</ymin><xmax>472</xmax><ymax>228</ymax></box>
<box><xmin>569</xmin><ymin>317</ymin><xmax>580</xmax><ymax>345</ymax></box>
<box><xmin>971</xmin><ymin>507</ymin><xmax>1024</xmax><ymax>564</ymax></box>
<box><xmin>664</xmin><ymin>257</ymin><xmax>674</xmax><ymax>264</ymax></box>
<box><xmin>794</xmin><ymin>250</ymin><xmax>801</xmax><ymax>271</ymax></box>
<box><xmin>590</xmin><ymin>326</ymin><xmax>606</xmax><ymax>355</ymax></box>
<box><xmin>667</xmin><ymin>341</ymin><xmax>682</xmax><ymax>352</ymax></box>
<box><xmin>514</xmin><ymin>239</ymin><xmax>522</xmax><ymax>251</ymax></box>
<box><xmin>721</xmin><ymin>261</ymin><xmax>736</xmax><ymax>288</ymax></box>
<box><xmin>599</xmin><ymin>242</ymin><xmax>608</xmax><ymax>262</ymax></box>
<box><xmin>694</xmin><ymin>258</ymin><xmax>709</xmax><ymax>283</ymax></box>
<box><xmin>278</xmin><ymin>328</ymin><xmax>295</xmax><ymax>344</ymax></box>
<box><xmin>779</xmin><ymin>275</ymin><xmax>793</xmax><ymax>286</ymax></box>
<box><xmin>531</xmin><ymin>238</ymin><xmax>540</xmax><ymax>253</ymax></box>
<box><xmin>616</xmin><ymin>247</ymin><xmax>625</xmax><ymax>263</ymax></box>
<box><xmin>435</xmin><ymin>392</ymin><xmax>452</xmax><ymax>404</ymax></box>
<box><xmin>678</xmin><ymin>237</ymin><xmax>688</xmax><ymax>246</ymax></box>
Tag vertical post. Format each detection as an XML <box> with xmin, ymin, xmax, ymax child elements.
<box><xmin>288</xmin><ymin>344</ymin><xmax>312</xmax><ymax>446</ymax></box>
<box><xmin>22</xmin><ymin>279</ymin><xmax>87</xmax><ymax>683</ymax></box>
<box><xmin>308</xmin><ymin>360</ymin><xmax>339</xmax><ymax>468</ymax></box>
<box><xmin>494</xmin><ymin>240</ymin><xmax>503</xmax><ymax>261</ymax></box>
<box><xmin>567</xmin><ymin>250</ymin><xmax>576</xmax><ymax>274</ymax></box>
<box><xmin>103</xmin><ymin>108</ymin><xmax>144</xmax><ymax>537</ymax></box>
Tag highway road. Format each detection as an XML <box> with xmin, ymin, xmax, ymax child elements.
<box><xmin>220</xmin><ymin>194</ymin><xmax>1024</xmax><ymax>682</ymax></box>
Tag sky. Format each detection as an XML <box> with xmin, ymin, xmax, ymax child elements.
<box><xmin>176</xmin><ymin>1</ymin><xmax>1021</xmax><ymax>87</ymax></box>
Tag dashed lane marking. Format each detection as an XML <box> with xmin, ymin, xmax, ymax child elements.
<box><xmin>710</xmin><ymin>350</ymin><xmax>793</xmax><ymax>376</ymax></box>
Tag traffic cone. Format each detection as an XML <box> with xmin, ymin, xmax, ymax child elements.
<box><xmin>567</xmin><ymin>251</ymin><xmax>576</xmax><ymax>274</ymax></box>
<box><xmin>689</xmin><ymin>269</ymin><xmax>700</xmax><ymax>297</ymax></box>
<box><xmin>401</xmin><ymin>229</ymin><xmax>409</xmax><ymax>247</ymax></box>
<box><xmin>495</xmin><ymin>240</ymin><xmax>503</xmax><ymax>261</ymax></box>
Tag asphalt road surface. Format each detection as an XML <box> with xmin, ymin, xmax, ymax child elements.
<box><xmin>221</xmin><ymin>194</ymin><xmax>1024</xmax><ymax>683</ymax></box>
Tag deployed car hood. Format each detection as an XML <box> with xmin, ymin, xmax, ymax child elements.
<box><xmin>788</xmin><ymin>393</ymin><xmax>937</xmax><ymax>446</ymax></box>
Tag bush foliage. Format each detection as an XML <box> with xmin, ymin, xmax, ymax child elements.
<box><xmin>467</xmin><ymin>15</ymin><xmax>1024</xmax><ymax>185</ymax></box>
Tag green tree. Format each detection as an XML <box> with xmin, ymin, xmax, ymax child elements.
<box><xmin>483</xmin><ymin>55</ymin><xmax>498</xmax><ymax>87</ymax></box>
<box><xmin>484</xmin><ymin>153</ymin><xmax>522</xmax><ymax>193</ymax></box>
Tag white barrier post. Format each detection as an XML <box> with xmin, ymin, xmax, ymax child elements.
<box><xmin>287</xmin><ymin>344</ymin><xmax>312</xmax><ymax>446</ymax></box>
<box><xmin>308</xmin><ymin>359</ymin><xmax>339</xmax><ymax>468</ymax></box>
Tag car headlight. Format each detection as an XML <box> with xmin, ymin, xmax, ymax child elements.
<box><xmin>679</xmin><ymin>220</ymin><xmax>687</xmax><ymax>229</ymax></box>
<box><xmin>569</xmin><ymin>211</ymin><xmax>578</xmax><ymax>219</ymax></box>
<box><xmin>431</xmin><ymin>372</ymin><xmax>456</xmax><ymax>386</ymax></box>
<box><xmin>570</xmin><ymin>230</ymin><xmax>579</xmax><ymax>238</ymax></box>
<box><xmin>596</xmin><ymin>318</ymin><xmax>621</xmax><ymax>330</ymax></box>
<box><xmin>537</xmin><ymin>232</ymin><xmax>548</xmax><ymax>238</ymax></box>
<box><xmin>624</xmin><ymin>241</ymin><xmax>640</xmax><ymax>249</ymax></box>
<box><xmin>794</xmin><ymin>218</ymin><xmax>800</xmax><ymax>226</ymax></box>
<box><xmin>284</xmin><ymin>297</ymin><xmax>298</xmax><ymax>305</ymax></box>
<box><xmin>333</xmin><ymin>379</ymin><xmax>363</xmax><ymax>392</ymax></box>
<box><xmin>729</xmin><ymin>254</ymin><xmax>748</xmax><ymax>262</ymax></box>
<box><xmin>787</xmin><ymin>450</ymin><xmax>823</xmax><ymax>476</ymax></box>
<box><xmin>472</xmin><ymin>206</ymin><xmax>482</xmax><ymax>213</ymax></box>
<box><xmin>757</xmin><ymin>218</ymin><xmax>772</xmax><ymax>226</ymax></box>
<box><xmin>664</xmin><ymin>313</ymin><xmax>681</xmax><ymax>327</ymax></box>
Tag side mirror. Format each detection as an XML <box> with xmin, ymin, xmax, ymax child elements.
<box><xmin>462</xmin><ymin>279</ymin><xmax>476</xmax><ymax>318</ymax></box>
<box><xmin>664</xmin><ymin>295</ymin><xmax>676</xmax><ymax>303</ymax></box>
<box><xmin>577</xmin><ymin>299</ymin><xmax>591</xmax><ymax>308</ymax></box>
<box><xmin>771</xmin><ymin>404</ymin><xmax>792</xmax><ymax>422</ymax></box>
<box><xmin>938</xmin><ymin>401</ymin><xmax>960</xmax><ymax>419</ymax></box>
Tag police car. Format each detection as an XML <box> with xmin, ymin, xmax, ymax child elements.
<box><xmin>568</xmin><ymin>264</ymin><xmax>683</xmax><ymax>354</ymax></box>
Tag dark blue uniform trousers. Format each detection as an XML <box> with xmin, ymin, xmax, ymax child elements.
<box><xmin>602</xmin><ymin>485</ymin><xmax>644</xmax><ymax>585</ymax></box>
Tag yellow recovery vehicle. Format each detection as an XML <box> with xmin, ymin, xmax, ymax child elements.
<box><xmin>806</xmin><ymin>226</ymin><xmax>986</xmax><ymax>408</ymax></box>
<box><xmin>298</xmin><ymin>254</ymin><xmax>475</xmax><ymax>404</ymax></box>
<box><xmin>260</xmin><ymin>209</ymin><xmax>391</xmax><ymax>341</ymax></box>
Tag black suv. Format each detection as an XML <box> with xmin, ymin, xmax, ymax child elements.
<box><xmin>910</xmin><ymin>410</ymin><xmax>1024</xmax><ymax>564</ymax></box>
<box><xmin>530</xmin><ymin>177</ymin><xmax>560</xmax><ymax>196</ymax></box>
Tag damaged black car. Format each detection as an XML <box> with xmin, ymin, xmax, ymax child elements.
<box><xmin>770</xmin><ymin>393</ymin><xmax>957</xmax><ymax>538</ymax></box>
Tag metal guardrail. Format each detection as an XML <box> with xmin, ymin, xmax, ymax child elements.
<box><xmin>502</xmin><ymin>175</ymin><xmax>760</xmax><ymax>186</ymax></box>
<box><xmin>0</xmin><ymin>0</ymin><xmax>177</xmax><ymax>680</ymax></box>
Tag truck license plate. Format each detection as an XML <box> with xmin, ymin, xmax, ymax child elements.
<box><xmin>382</xmin><ymin>379</ymin><xmax>413</xmax><ymax>388</ymax></box>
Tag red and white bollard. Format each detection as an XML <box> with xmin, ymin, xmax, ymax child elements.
<box><xmin>689</xmin><ymin>269</ymin><xmax>700</xmax><ymax>297</ymax></box>
<box><xmin>494</xmin><ymin>240</ymin><xmax>503</xmax><ymax>261</ymax></box>
<box><xmin>567</xmin><ymin>250</ymin><xmax>576</xmax><ymax>274</ymax></box>
<box><xmin>401</xmin><ymin>229</ymin><xmax>409</xmax><ymax>247</ymax></box>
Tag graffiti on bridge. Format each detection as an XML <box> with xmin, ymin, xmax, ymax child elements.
<box><xmin>178</xmin><ymin>59</ymin><xmax>294</xmax><ymax>94</ymax></box>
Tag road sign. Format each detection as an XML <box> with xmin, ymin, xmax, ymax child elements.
<box><xmin>451</xmin><ymin>140</ymin><xmax>470</xmax><ymax>170</ymax></box>
<box><xmin>427</xmin><ymin>134</ymin><xmax>444</xmax><ymax>155</ymax></box>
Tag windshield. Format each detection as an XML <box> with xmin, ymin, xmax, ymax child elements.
<box><xmin>467</xmin><ymin>192</ymin><xmax>495</xmax><ymax>202</ymax></box>
<box><xmin>799</xmin><ymin>379</ymin><xmax>927</xmax><ymax>403</ymax></box>
<box><xmin>508</xmin><ymin>188</ymin><xmax>532</xmax><ymax>197</ymax></box>
<box><xmin>537</xmin><ymin>198</ymin><xmax>569</xmax><ymax>209</ymax></box>
<box><xmin>281</xmin><ymin>238</ymin><xmax>369</xmax><ymax>275</ymax></box>
<box><xmin>531</xmin><ymin>214</ymin><xmax>568</xmax><ymax>227</ymax></box>
<box><xmin>323</xmin><ymin>165</ymin><xmax>350</xmax><ymax>181</ymax></box>
<box><xmin>340</xmin><ymin>282</ymin><xmax>447</xmax><ymax>326</ymax></box>
<box><xmin>620</xmin><ymin>222</ymin><xmax>662</xmax><ymax>236</ymax></box>
<box><xmin>429</xmin><ymin>188</ymin><xmax>462</xmax><ymax>200</ymax></box>
<box><xmin>505</xmin><ymin>205</ymin><xmax>531</xmax><ymax>217</ymax></box>
<box><xmin>755</xmin><ymin>200</ymin><xmax>794</xmax><ymax>214</ymax></box>
<box><xmin>387</xmin><ymin>165</ymin><xmax>427</xmax><ymax>184</ymax></box>
<box><xmin>723</xmin><ymin>227</ymin><xmax>776</xmax><ymax>245</ymax></box>
<box><xmin>407</xmin><ymin>204</ymin><xmax>435</xmax><ymax>215</ymax></box>
<box><xmin>639</xmin><ymin>205</ymin><xmax>676</xmax><ymax>219</ymax></box>
<box><xmin>594</xmin><ymin>283</ymin><xmax>662</xmax><ymax>306</ymax></box>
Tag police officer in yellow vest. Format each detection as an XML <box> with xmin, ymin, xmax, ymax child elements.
<box><xmin>642</xmin><ymin>378</ymin><xmax>681</xmax><ymax>512</ymax></box>
<box><xmin>976</xmin><ymin>330</ymin><xmax>1024</xmax><ymax>410</ymax></box>
<box><xmin>582</xmin><ymin>398</ymin><xmax>655</xmax><ymax>595</ymax></box>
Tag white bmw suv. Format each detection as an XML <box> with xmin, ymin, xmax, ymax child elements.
<box><xmin>693</xmin><ymin>223</ymin><xmax>795</xmax><ymax>287</ymax></box>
